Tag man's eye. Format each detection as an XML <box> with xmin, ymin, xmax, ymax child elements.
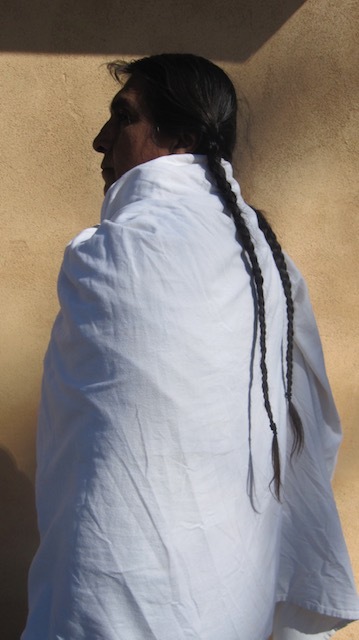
<box><xmin>116</xmin><ymin>111</ymin><xmax>132</xmax><ymax>125</ymax></box>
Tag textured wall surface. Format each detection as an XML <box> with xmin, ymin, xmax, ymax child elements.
<box><xmin>0</xmin><ymin>0</ymin><xmax>358</xmax><ymax>637</ymax></box>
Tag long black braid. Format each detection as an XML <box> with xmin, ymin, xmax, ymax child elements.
<box><xmin>253</xmin><ymin>208</ymin><xmax>304</xmax><ymax>457</ymax></box>
<box><xmin>206</xmin><ymin>148</ymin><xmax>281</xmax><ymax>497</ymax></box>
<box><xmin>107</xmin><ymin>53</ymin><xmax>304</xmax><ymax>500</ymax></box>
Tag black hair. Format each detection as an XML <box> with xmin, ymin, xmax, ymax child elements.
<box><xmin>108</xmin><ymin>53</ymin><xmax>303</xmax><ymax>499</ymax></box>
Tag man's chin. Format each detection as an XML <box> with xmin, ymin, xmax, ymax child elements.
<box><xmin>102</xmin><ymin>169</ymin><xmax>116</xmax><ymax>194</ymax></box>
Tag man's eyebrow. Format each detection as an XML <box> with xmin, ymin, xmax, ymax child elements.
<box><xmin>110</xmin><ymin>95</ymin><xmax>135</xmax><ymax>114</ymax></box>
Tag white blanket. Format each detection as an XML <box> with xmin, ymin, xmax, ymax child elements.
<box><xmin>23</xmin><ymin>155</ymin><xmax>359</xmax><ymax>639</ymax></box>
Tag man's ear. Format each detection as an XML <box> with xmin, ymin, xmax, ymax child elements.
<box><xmin>171</xmin><ymin>132</ymin><xmax>198</xmax><ymax>154</ymax></box>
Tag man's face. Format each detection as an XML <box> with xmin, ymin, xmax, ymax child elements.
<box><xmin>93</xmin><ymin>77</ymin><xmax>176</xmax><ymax>193</ymax></box>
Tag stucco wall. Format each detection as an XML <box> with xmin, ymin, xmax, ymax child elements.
<box><xmin>0</xmin><ymin>0</ymin><xmax>358</xmax><ymax>637</ymax></box>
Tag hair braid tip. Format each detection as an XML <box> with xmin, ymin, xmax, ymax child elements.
<box><xmin>271</xmin><ymin>432</ymin><xmax>281</xmax><ymax>501</ymax></box>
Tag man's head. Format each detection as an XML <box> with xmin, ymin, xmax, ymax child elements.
<box><xmin>93</xmin><ymin>53</ymin><xmax>238</xmax><ymax>193</ymax></box>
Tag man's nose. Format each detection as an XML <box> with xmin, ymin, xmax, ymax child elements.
<box><xmin>93</xmin><ymin>120</ymin><xmax>113</xmax><ymax>153</ymax></box>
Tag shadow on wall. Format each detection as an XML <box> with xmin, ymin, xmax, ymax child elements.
<box><xmin>0</xmin><ymin>0</ymin><xmax>306</xmax><ymax>60</ymax></box>
<box><xmin>0</xmin><ymin>447</ymin><xmax>39</xmax><ymax>640</ymax></box>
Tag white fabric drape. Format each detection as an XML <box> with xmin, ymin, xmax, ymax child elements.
<box><xmin>22</xmin><ymin>155</ymin><xmax>359</xmax><ymax>640</ymax></box>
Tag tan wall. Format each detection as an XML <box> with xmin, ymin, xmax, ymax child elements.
<box><xmin>0</xmin><ymin>0</ymin><xmax>358</xmax><ymax>637</ymax></box>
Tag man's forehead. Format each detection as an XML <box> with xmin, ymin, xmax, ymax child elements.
<box><xmin>110</xmin><ymin>77</ymin><xmax>147</xmax><ymax>114</ymax></box>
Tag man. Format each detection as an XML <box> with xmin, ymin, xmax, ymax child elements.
<box><xmin>23</xmin><ymin>54</ymin><xmax>359</xmax><ymax>640</ymax></box>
